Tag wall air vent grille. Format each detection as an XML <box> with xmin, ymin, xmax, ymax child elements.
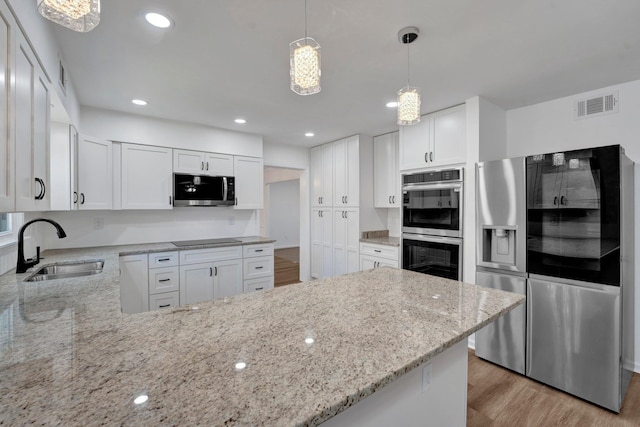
<box><xmin>575</xmin><ymin>91</ymin><xmax>618</xmax><ymax>120</ymax></box>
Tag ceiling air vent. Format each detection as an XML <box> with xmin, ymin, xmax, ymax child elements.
<box><xmin>575</xmin><ymin>91</ymin><xmax>618</xmax><ymax>120</ymax></box>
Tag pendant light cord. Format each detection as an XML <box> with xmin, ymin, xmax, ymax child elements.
<box><xmin>304</xmin><ymin>0</ymin><xmax>308</xmax><ymax>39</ymax></box>
<box><xmin>407</xmin><ymin>42</ymin><xmax>411</xmax><ymax>87</ymax></box>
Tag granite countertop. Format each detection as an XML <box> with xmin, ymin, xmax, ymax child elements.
<box><xmin>359</xmin><ymin>236</ymin><xmax>401</xmax><ymax>247</ymax></box>
<box><xmin>0</xmin><ymin>240</ymin><xmax>523</xmax><ymax>426</ymax></box>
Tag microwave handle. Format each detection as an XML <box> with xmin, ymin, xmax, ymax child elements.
<box><xmin>223</xmin><ymin>177</ymin><xmax>228</xmax><ymax>201</ymax></box>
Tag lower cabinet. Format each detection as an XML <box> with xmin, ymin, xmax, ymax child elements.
<box><xmin>359</xmin><ymin>243</ymin><xmax>400</xmax><ymax>271</ymax></box>
<box><xmin>120</xmin><ymin>243</ymin><xmax>274</xmax><ymax>313</ymax></box>
<box><xmin>333</xmin><ymin>208</ymin><xmax>360</xmax><ymax>276</ymax></box>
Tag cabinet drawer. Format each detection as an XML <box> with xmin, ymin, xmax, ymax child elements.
<box><xmin>243</xmin><ymin>243</ymin><xmax>274</xmax><ymax>258</ymax></box>
<box><xmin>243</xmin><ymin>255</ymin><xmax>273</xmax><ymax>279</ymax></box>
<box><xmin>149</xmin><ymin>291</ymin><xmax>180</xmax><ymax>310</ymax></box>
<box><xmin>149</xmin><ymin>251</ymin><xmax>179</xmax><ymax>268</ymax></box>
<box><xmin>360</xmin><ymin>243</ymin><xmax>399</xmax><ymax>260</ymax></box>
<box><xmin>244</xmin><ymin>276</ymin><xmax>274</xmax><ymax>293</ymax></box>
<box><xmin>360</xmin><ymin>255</ymin><xmax>399</xmax><ymax>270</ymax></box>
<box><xmin>149</xmin><ymin>266</ymin><xmax>180</xmax><ymax>294</ymax></box>
<box><xmin>180</xmin><ymin>246</ymin><xmax>243</xmax><ymax>265</ymax></box>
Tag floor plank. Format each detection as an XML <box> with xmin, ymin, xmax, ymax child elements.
<box><xmin>468</xmin><ymin>349</ymin><xmax>640</xmax><ymax>426</ymax></box>
<box><xmin>274</xmin><ymin>247</ymin><xmax>300</xmax><ymax>287</ymax></box>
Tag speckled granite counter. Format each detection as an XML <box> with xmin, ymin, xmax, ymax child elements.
<box><xmin>359</xmin><ymin>236</ymin><xmax>401</xmax><ymax>247</ymax></box>
<box><xmin>0</xmin><ymin>241</ymin><xmax>523</xmax><ymax>426</ymax></box>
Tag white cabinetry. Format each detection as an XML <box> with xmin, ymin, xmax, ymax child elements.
<box><xmin>311</xmin><ymin>143</ymin><xmax>333</xmax><ymax>207</ymax></box>
<box><xmin>399</xmin><ymin>104</ymin><xmax>466</xmax><ymax>171</ymax></box>
<box><xmin>77</xmin><ymin>135</ymin><xmax>112</xmax><ymax>210</ymax></box>
<box><xmin>148</xmin><ymin>251</ymin><xmax>179</xmax><ymax>308</ymax></box>
<box><xmin>311</xmin><ymin>208</ymin><xmax>333</xmax><ymax>279</ymax></box>
<box><xmin>173</xmin><ymin>149</ymin><xmax>234</xmax><ymax>176</ymax></box>
<box><xmin>333</xmin><ymin>208</ymin><xmax>360</xmax><ymax>276</ymax></box>
<box><xmin>333</xmin><ymin>136</ymin><xmax>359</xmax><ymax>207</ymax></box>
<box><xmin>15</xmin><ymin>30</ymin><xmax>50</xmax><ymax>212</ymax></box>
<box><xmin>234</xmin><ymin>156</ymin><xmax>263</xmax><ymax>209</ymax></box>
<box><xmin>0</xmin><ymin>2</ymin><xmax>14</xmax><ymax>212</ymax></box>
<box><xmin>360</xmin><ymin>243</ymin><xmax>400</xmax><ymax>270</ymax></box>
<box><xmin>120</xmin><ymin>254</ymin><xmax>149</xmax><ymax>314</ymax></box>
<box><xmin>243</xmin><ymin>243</ymin><xmax>274</xmax><ymax>292</ymax></box>
<box><xmin>121</xmin><ymin>143</ymin><xmax>173</xmax><ymax>209</ymax></box>
<box><xmin>374</xmin><ymin>132</ymin><xmax>400</xmax><ymax>208</ymax></box>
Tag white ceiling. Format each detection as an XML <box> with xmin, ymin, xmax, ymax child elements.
<box><xmin>49</xmin><ymin>0</ymin><xmax>640</xmax><ymax>148</ymax></box>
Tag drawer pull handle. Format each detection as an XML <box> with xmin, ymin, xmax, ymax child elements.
<box><xmin>255</xmin><ymin>249</ymin><xmax>263</xmax><ymax>252</ymax></box>
<box><xmin>255</xmin><ymin>266</ymin><xmax>264</xmax><ymax>270</ymax></box>
<box><xmin>158</xmin><ymin>258</ymin><xmax>171</xmax><ymax>262</ymax></box>
<box><xmin>159</xmin><ymin>304</ymin><xmax>171</xmax><ymax>308</ymax></box>
<box><xmin>159</xmin><ymin>278</ymin><xmax>171</xmax><ymax>282</ymax></box>
<box><xmin>374</xmin><ymin>249</ymin><xmax>382</xmax><ymax>253</ymax></box>
<box><xmin>256</xmin><ymin>287</ymin><xmax>264</xmax><ymax>291</ymax></box>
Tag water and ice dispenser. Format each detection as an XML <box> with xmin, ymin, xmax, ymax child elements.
<box><xmin>481</xmin><ymin>226</ymin><xmax>517</xmax><ymax>267</ymax></box>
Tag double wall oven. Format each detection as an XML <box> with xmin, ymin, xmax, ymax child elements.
<box><xmin>402</xmin><ymin>168</ymin><xmax>463</xmax><ymax>280</ymax></box>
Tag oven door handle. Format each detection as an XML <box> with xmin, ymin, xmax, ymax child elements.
<box><xmin>402</xmin><ymin>183</ymin><xmax>462</xmax><ymax>192</ymax></box>
<box><xmin>402</xmin><ymin>233</ymin><xmax>462</xmax><ymax>246</ymax></box>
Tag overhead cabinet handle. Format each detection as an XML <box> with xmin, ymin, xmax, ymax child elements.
<box><xmin>81</xmin><ymin>193</ymin><xmax>85</xmax><ymax>205</ymax></box>
<box><xmin>158</xmin><ymin>278</ymin><xmax>171</xmax><ymax>282</ymax></box>
<box><xmin>73</xmin><ymin>191</ymin><xmax>78</xmax><ymax>204</ymax></box>
<box><xmin>201</xmin><ymin>161</ymin><xmax>204</xmax><ymax>170</ymax></box>
<box><xmin>255</xmin><ymin>266</ymin><xmax>264</xmax><ymax>270</ymax></box>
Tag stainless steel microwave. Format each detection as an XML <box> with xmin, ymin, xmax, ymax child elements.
<box><xmin>173</xmin><ymin>173</ymin><xmax>235</xmax><ymax>207</ymax></box>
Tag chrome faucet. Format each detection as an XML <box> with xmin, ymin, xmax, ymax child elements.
<box><xmin>16</xmin><ymin>218</ymin><xmax>67</xmax><ymax>274</ymax></box>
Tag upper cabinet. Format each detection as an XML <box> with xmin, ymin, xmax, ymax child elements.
<box><xmin>233</xmin><ymin>156</ymin><xmax>263</xmax><ymax>209</ymax></box>
<box><xmin>121</xmin><ymin>143</ymin><xmax>173</xmax><ymax>210</ymax></box>
<box><xmin>311</xmin><ymin>143</ymin><xmax>333</xmax><ymax>207</ymax></box>
<box><xmin>15</xmin><ymin>30</ymin><xmax>50</xmax><ymax>212</ymax></box>
<box><xmin>0</xmin><ymin>1</ymin><xmax>15</xmax><ymax>212</ymax></box>
<box><xmin>399</xmin><ymin>104</ymin><xmax>466</xmax><ymax>171</ymax></box>
<box><xmin>333</xmin><ymin>135</ymin><xmax>359</xmax><ymax>207</ymax></box>
<box><xmin>77</xmin><ymin>135</ymin><xmax>112</xmax><ymax>210</ymax></box>
<box><xmin>173</xmin><ymin>149</ymin><xmax>234</xmax><ymax>176</ymax></box>
<box><xmin>373</xmin><ymin>132</ymin><xmax>400</xmax><ymax>208</ymax></box>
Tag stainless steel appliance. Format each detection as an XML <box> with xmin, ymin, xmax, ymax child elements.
<box><xmin>402</xmin><ymin>168</ymin><xmax>463</xmax><ymax>280</ymax></box>
<box><xmin>525</xmin><ymin>145</ymin><xmax>634</xmax><ymax>412</ymax></box>
<box><xmin>173</xmin><ymin>173</ymin><xmax>235</xmax><ymax>207</ymax></box>
<box><xmin>475</xmin><ymin>157</ymin><xmax>527</xmax><ymax>374</ymax></box>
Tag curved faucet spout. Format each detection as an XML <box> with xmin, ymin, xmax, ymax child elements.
<box><xmin>16</xmin><ymin>218</ymin><xmax>67</xmax><ymax>274</ymax></box>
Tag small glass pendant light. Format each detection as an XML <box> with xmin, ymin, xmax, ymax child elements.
<box><xmin>290</xmin><ymin>0</ymin><xmax>321</xmax><ymax>95</ymax></box>
<box><xmin>397</xmin><ymin>27</ymin><xmax>421</xmax><ymax>126</ymax></box>
<box><xmin>37</xmin><ymin>0</ymin><xmax>101</xmax><ymax>33</ymax></box>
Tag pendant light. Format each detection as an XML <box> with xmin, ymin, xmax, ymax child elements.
<box><xmin>397</xmin><ymin>26</ymin><xmax>420</xmax><ymax>126</ymax></box>
<box><xmin>290</xmin><ymin>0</ymin><xmax>321</xmax><ymax>95</ymax></box>
<box><xmin>37</xmin><ymin>0</ymin><xmax>100</xmax><ymax>33</ymax></box>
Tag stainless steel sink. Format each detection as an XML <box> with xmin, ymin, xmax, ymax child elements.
<box><xmin>24</xmin><ymin>260</ymin><xmax>105</xmax><ymax>282</ymax></box>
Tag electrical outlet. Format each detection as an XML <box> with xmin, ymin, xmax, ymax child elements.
<box><xmin>94</xmin><ymin>217</ymin><xmax>104</xmax><ymax>230</ymax></box>
<box><xmin>422</xmin><ymin>363</ymin><xmax>432</xmax><ymax>392</ymax></box>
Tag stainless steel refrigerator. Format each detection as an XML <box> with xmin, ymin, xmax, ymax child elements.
<box><xmin>475</xmin><ymin>157</ymin><xmax>527</xmax><ymax>374</ymax></box>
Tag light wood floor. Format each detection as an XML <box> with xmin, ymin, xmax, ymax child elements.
<box><xmin>467</xmin><ymin>349</ymin><xmax>640</xmax><ymax>426</ymax></box>
<box><xmin>274</xmin><ymin>247</ymin><xmax>300</xmax><ymax>287</ymax></box>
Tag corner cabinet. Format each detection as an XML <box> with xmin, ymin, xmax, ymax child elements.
<box><xmin>373</xmin><ymin>132</ymin><xmax>400</xmax><ymax>208</ymax></box>
<box><xmin>234</xmin><ymin>156</ymin><xmax>263</xmax><ymax>209</ymax></box>
<box><xmin>121</xmin><ymin>143</ymin><xmax>173</xmax><ymax>209</ymax></box>
<box><xmin>399</xmin><ymin>104</ymin><xmax>466</xmax><ymax>171</ymax></box>
<box><xmin>77</xmin><ymin>135</ymin><xmax>113</xmax><ymax>210</ymax></box>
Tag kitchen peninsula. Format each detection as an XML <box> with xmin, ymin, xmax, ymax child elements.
<box><xmin>0</xmin><ymin>244</ymin><xmax>523</xmax><ymax>426</ymax></box>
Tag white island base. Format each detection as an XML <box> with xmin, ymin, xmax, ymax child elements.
<box><xmin>323</xmin><ymin>338</ymin><xmax>468</xmax><ymax>427</ymax></box>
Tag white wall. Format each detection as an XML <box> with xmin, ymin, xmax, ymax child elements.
<box><xmin>268</xmin><ymin>180</ymin><xmax>300</xmax><ymax>249</ymax></box>
<box><xmin>507</xmin><ymin>79</ymin><xmax>640</xmax><ymax>371</ymax></box>
<box><xmin>32</xmin><ymin>209</ymin><xmax>258</xmax><ymax>250</ymax></box>
<box><xmin>81</xmin><ymin>107</ymin><xmax>263</xmax><ymax>157</ymax></box>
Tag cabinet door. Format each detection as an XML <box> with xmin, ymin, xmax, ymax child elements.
<box><xmin>345</xmin><ymin>136</ymin><xmax>359</xmax><ymax>207</ymax></box>
<box><xmin>205</xmin><ymin>152</ymin><xmax>234</xmax><ymax>176</ymax></box>
<box><xmin>311</xmin><ymin>146</ymin><xmax>323</xmax><ymax>207</ymax></box>
<box><xmin>119</xmin><ymin>254</ymin><xmax>149</xmax><ymax>314</ymax></box>
<box><xmin>360</xmin><ymin>256</ymin><xmax>377</xmax><ymax>271</ymax></box>
<box><xmin>150</xmin><ymin>292</ymin><xmax>180</xmax><ymax>310</ymax></box>
<box><xmin>148</xmin><ymin>266</ymin><xmax>180</xmax><ymax>294</ymax></box>
<box><xmin>399</xmin><ymin>117</ymin><xmax>429</xmax><ymax>171</ymax></box>
<box><xmin>77</xmin><ymin>135</ymin><xmax>112</xmax><ymax>210</ymax></box>
<box><xmin>333</xmin><ymin>208</ymin><xmax>358</xmax><ymax>275</ymax></box>
<box><xmin>173</xmin><ymin>149</ymin><xmax>205</xmax><ymax>174</ymax></box>
<box><xmin>234</xmin><ymin>156</ymin><xmax>263</xmax><ymax>209</ymax></box>
<box><xmin>321</xmin><ymin>143</ymin><xmax>333</xmax><ymax>206</ymax></box>
<box><xmin>214</xmin><ymin>259</ymin><xmax>243</xmax><ymax>299</ymax></box>
<box><xmin>333</xmin><ymin>138</ymin><xmax>347</xmax><ymax>206</ymax></box>
<box><xmin>321</xmin><ymin>209</ymin><xmax>333</xmax><ymax>278</ymax></box>
<box><xmin>311</xmin><ymin>208</ymin><xmax>323</xmax><ymax>278</ymax></box>
<box><xmin>33</xmin><ymin>72</ymin><xmax>49</xmax><ymax>210</ymax></box>
<box><xmin>121</xmin><ymin>143</ymin><xmax>173</xmax><ymax>209</ymax></box>
<box><xmin>49</xmin><ymin>122</ymin><xmax>73</xmax><ymax>211</ymax></box>
<box><xmin>345</xmin><ymin>208</ymin><xmax>360</xmax><ymax>273</ymax></box>
<box><xmin>0</xmin><ymin>2</ymin><xmax>14</xmax><ymax>212</ymax></box>
<box><xmin>180</xmin><ymin>262</ymin><xmax>214</xmax><ymax>305</ymax></box>
<box><xmin>244</xmin><ymin>276</ymin><xmax>274</xmax><ymax>293</ymax></box>
<box><xmin>374</xmin><ymin>132</ymin><xmax>399</xmax><ymax>208</ymax></box>
<box><xmin>431</xmin><ymin>104</ymin><xmax>466</xmax><ymax>167</ymax></box>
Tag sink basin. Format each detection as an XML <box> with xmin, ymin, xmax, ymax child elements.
<box><xmin>24</xmin><ymin>260</ymin><xmax>105</xmax><ymax>282</ymax></box>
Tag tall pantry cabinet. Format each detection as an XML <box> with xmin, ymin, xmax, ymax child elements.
<box><xmin>311</xmin><ymin>135</ymin><xmax>381</xmax><ymax>279</ymax></box>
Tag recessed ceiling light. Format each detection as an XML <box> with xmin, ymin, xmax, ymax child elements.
<box><xmin>145</xmin><ymin>12</ymin><xmax>172</xmax><ymax>28</ymax></box>
<box><xmin>235</xmin><ymin>118</ymin><xmax>247</xmax><ymax>124</ymax></box>
<box><xmin>132</xmin><ymin>99</ymin><xmax>148</xmax><ymax>106</ymax></box>
<box><xmin>305</xmin><ymin>132</ymin><xmax>315</xmax><ymax>137</ymax></box>
<box><xmin>386</xmin><ymin>101</ymin><xmax>399</xmax><ymax>108</ymax></box>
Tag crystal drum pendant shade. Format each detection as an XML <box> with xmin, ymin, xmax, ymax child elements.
<box><xmin>397</xmin><ymin>86</ymin><xmax>421</xmax><ymax>126</ymax></box>
<box><xmin>37</xmin><ymin>0</ymin><xmax>100</xmax><ymax>33</ymax></box>
<box><xmin>290</xmin><ymin>37</ymin><xmax>321</xmax><ymax>95</ymax></box>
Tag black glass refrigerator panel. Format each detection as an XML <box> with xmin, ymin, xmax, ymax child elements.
<box><xmin>526</xmin><ymin>145</ymin><xmax>621</xmax><ymax>285</ymax></box>
<box><xmin>403</xmin><ymin>189</ymin><xmax>460</xmax><ymax>231</ymax></box>
<box><xmin>402</xmin><ymin>238</ymin><xmax>460</xmax><ymax>280</ymax></box>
